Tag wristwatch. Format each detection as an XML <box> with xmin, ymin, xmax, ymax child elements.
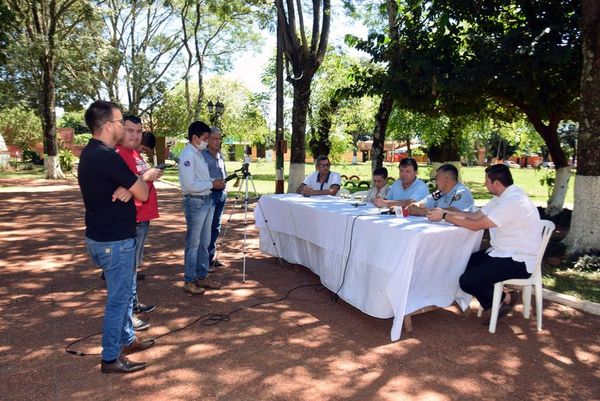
<box><xmin>442</xmin><ymin>212</ymin><xmax>447</xmax><ymax>221</ymax></box>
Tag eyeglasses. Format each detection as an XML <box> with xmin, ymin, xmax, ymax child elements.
<box><xmin>318</xmin><ymin>163</ymin><xmax>330</xmax><ymax>167</ymax></box>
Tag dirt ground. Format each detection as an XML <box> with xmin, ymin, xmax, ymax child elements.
<box><xmin>0</xmin><ymin>178</ymin><xmax>599</xmax><ymax>401</ymax></box>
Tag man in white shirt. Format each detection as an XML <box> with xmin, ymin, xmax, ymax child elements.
<box><xmin>427</xmin><ymin>164</ymin><xmax>542</xmax><ymax>322</ymax></box>
<box><xmin>179</xmin><ymin>121</ymin><xmax>225</xmax><ymax>295</ymax></box>
<box><xmin>373</xmin><ymin>158</ymin><xmax>429</xmax><ymax>209</ymax></box>
<box><xmin>297</xmin><ymin>155</ymin><xmax>341</xmax><ymax>196</ymax></box>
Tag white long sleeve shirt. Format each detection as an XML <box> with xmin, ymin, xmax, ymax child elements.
<box><xmin>178</xmin><ymin>143</ymin><xmax>213</xmax><ymax>196</ymax></box>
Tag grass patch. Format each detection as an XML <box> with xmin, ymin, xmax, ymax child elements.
<box><xmin>543</xmin><ymin>267</ymin><xmax>600</xmax><ymax>303</ymax></box>
<box><xmin>0</xmin><ymin>167</ymin><xmax>46</xmax><ymax>180</ymax></box>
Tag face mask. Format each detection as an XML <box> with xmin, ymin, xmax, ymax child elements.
<box><xmin>195</xmin><ymin>141</ymin><xmax>208</xmax><ymax>151</ymax></box>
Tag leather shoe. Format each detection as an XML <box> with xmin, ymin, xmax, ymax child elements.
<box><xmin>101</xmin><ymin>356</ymin><xmax>146</xmax><ymax>374</ymax></box>
<box><xmin>195</xmin><ymin>275</ymin><xmax>222</xmax><ymax>290</ymax></box>
<box><xmin>122</xmin><ymin>338</ymin><xmax>155</xmax><ymax>355</ymax></box>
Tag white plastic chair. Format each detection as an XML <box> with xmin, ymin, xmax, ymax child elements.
<box><xmin>337</xmin><ymin>187</ymin><xmax>351</xmax><ymax>198</ymax></box>
<box><xmin>477</xmin><ymin>220</ymin><xmax>555</xmax><ymax>333</ymax></box>
<box><xmin>351</xmin><ymin>190</ymin><xmax>369</xmax><ymax>201</ymax></box>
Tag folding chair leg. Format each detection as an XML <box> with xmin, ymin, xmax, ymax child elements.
<box><xmin>488</xmin><ymin>282</ymin><xmax>504</xmax><ymax>334</ymax></box>
<box><xmin>522</xmin><ymin>285</ymin><xmax>532</xmax><ymax>319</ymax></box>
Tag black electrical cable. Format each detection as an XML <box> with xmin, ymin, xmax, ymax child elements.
<box><xmin>331</xmin><ymin>214</ymin><xmax>363</xmax><ymax>301</ymax></box>
<box><xmin>65</xmin><ymin>283</ymin><xmax>325</xmax><ymax>357</ymax></box>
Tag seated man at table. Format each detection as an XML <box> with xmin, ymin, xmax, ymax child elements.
<box><xmin>365</xmin><ymin>167</ymin><xmax>390</xmax><ymax>203</ymax></box>
<box><xmin>373</xmin><ymin>158</ymin><xmax>429</xmax><ymax>209</ymax></box>
<box><xmin>406</xmin><ymin>163</ymin><xmax>474</xmax><ymax>216</ymax></box>
<box><xmin>297</xmin><ymin>155</ymin><xmax>341</xmax><ymax>196</ymax></box>
<box><xmin>426</xmin><ymin>164</ymin><xmax>542</xmax><ymax>322</ymax></box>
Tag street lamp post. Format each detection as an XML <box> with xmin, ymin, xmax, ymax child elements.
<box><xmin>207</xmin><ymin>100</ymin><xmax>225</xmax><ymax>126</ymax></box>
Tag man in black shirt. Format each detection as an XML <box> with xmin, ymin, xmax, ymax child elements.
<box><xmin>78</xmin><ymin>100</ymin><xmax>153</xmax><ymax>374</ymax></box>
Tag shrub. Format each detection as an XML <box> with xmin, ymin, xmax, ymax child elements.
<box><xmin>73</xmin><ymin>133</ymin><xmax>91</xmax><ymax>145</ymax></box>
<box><xmin>22</xmin><ymin>149</ymin><xmax>43</xmax><ymax>165</ymax></box>
<box><xmin>59</xmin><ymin>149</ymin><xmax>76</xmax><ymax>172</ymax></box>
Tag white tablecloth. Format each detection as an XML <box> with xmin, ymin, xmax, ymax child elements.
<box><xmin>254</xmin><ymin>194</ymin><xmax>482</xmax><ymax>340</ymax></box>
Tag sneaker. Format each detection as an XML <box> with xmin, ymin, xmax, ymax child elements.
<box><xmin>195</xmin><ymin>275</ymin><xmax>222</xmax><ymax>290</ymax></box>
<box><xmin>211</xmin><ymin>259</ymin><xmax>225</xmax><ymax>267</ymax></box>
<box><xmin>183</xmin><ymin>282</ymin><xmax>206</xmax><ymax>295</ymax></box>
<box><xmin>133</xmin><ymin>302</ymin><xmax>156</xmax><ymax>314</ymax></box>
<box><xmin>132</xmin><ymin>315</ymin><xmax>150</xmax><ymax>331</ymax></box>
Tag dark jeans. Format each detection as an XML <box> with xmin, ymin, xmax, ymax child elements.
<box><xmin>459</xmin><ymin>250</ymin><xmax>531</xmax><ymax>310</ymax></box>
<box><xmin>209</xmin><ymin>190</ymin><xmax>226</xmax><ymax>261</ymax></box>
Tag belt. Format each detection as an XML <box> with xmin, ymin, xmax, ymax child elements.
<box><xmin>184</xmin><ymin>194</ymin><xmax>211</xmax><ymax>199</ymax></box>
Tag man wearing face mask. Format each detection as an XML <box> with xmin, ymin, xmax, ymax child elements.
<box><xmin>178</xmin><ymin>121</ymin><xmax>225</xmax><ymax>295</ymax></box>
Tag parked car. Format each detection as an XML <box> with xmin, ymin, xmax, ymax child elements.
<box><xmin>503</xmin><ymin>160</ymin><xmax>521</xmax><ymax>169</ymax></box>
<box><xmin>541</xmin><ymin>161</ymin><xmax>555</xmax><ymax>168</ymax></box>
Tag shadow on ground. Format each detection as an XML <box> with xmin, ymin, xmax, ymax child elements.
<box><xmin>0</xmin><ymin>179</ymin><xmax>599</xmax><ymax>401</ymax></box>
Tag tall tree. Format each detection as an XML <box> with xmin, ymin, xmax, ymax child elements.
<box><xmin>178</xmin><ymin>0</ymin><xmax>266</xmax><ymax>121</ymax></box>
<box><xmin>98</xmin><ymin>0</ymin><xmax>184</xmax><ymax>115</ymax></box>
<box><xmin>275</xmin><ymin>0</ymin><xmax>331</xmax><ymax>192</ymax></box>
<box><xmin>564</xmin><ymin>0</ymin><xmax>600</xmax><ymax>252</ymax></box>
<box><xmin>5</xmin><ymin>0</ymin><xmax>98</xmax><ymax>178</ymax></box>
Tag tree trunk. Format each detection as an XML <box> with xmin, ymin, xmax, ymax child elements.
<box><xmin>287</xmin><ymin>80</ymin><xmax>311</xmax><ymax>193</ymax></box>
<box><xmin>564</xmin><ymin>0</ymin><xmax>600</xmax><ymax>252</ymax></box>
<box><xmin>41</xmin><ymin>55</ymin><xmax>64</xmax><ymax>179</ymax></box>
<box><xmin>275</xmin><ymin>13</ymin><xmax>285</xmax><ymax>194</ymax></box>
<box><xmin>525</xmin><ymin>114</ymin><xmax>569</xmax><ymax>214</ymax></box>
<box><xmin>371</xmin><ymin>92</ymin><xmax>394</xmax><ymax>171</ymax></box>
<box><xmin>308</xmin><ymin>98</ymin><xmax>339</xmax><ymax>158</ymax></box>
<box><xmin>546</xmin><ymin>166</ymin><xmax>573</xmax><ymax>215</ymax></box>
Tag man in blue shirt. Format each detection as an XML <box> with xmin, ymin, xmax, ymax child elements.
<box><xmin>374</xmin><ymin>158</ymin><xmax>429</xmax><ymax>209</ymax></box>
<box><xmin>407</xmin><ymin>163</ymin><xmax>474</xmax><ymax>215</ymax></box>
<box><xmin>179</xmin><ymin>121</ymin><xmax>225</xmax><ymax>295</ymax></box>
<box><xmin>203</xmin><ymin>127</ymin><xmax>228</xmax><ymax>269</ymax></box>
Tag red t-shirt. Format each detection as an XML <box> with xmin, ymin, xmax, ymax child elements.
<box><xmin>115</xmin><ymin>145</ymin><xmax>159</xmax><ymax>222</ymax></box>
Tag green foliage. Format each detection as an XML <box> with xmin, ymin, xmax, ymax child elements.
<box><xmin>0</xmin><ymin>104</ymin><xmax>42</xmax><ymax>149</ymax></box>
<box><xmin>327</xmin><ymin>130</ymin><xmax>354</xmax><ymax>163</ymax></box>
<box><xmin>154</xmin><ymin>77</ymin><xmax>270</xmax><ymax>145</ymax></box>
<box><xmin>539</xmin><ymin>169</ymin><xmax>556</xmax><ymax>197</ymax></box>
<box><xmin>58</xmin><ymin>148</ymin><xmax>75</xmax><ymax>172</ymax></box>
<box><xmin>73</xmin><ymin>133</ymin><xmax>91</xmax><ymax>146</ymax></box>
<box><xmin>59</xmin><ymin>110</ymin><xmax>89</xmax><ymax>135</ymax></box>
<box><xmin>572</xmin><ymin>254</ymin><xmax>600</xmax><ymax>273</ymax></box>
<box><xmin>22</xmin><ymin>149</ymin><xmax>42</xmax><ymax>165</ymax></box>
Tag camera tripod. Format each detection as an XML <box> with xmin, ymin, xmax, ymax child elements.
<box><xmin>215</xmin><ymin>162</ymin><xmax>282</xmax><ymax>282</ymax></box>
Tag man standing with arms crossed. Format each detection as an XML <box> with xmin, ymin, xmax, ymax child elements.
<box><xmin>116</xmin><ymin>115</ymin><xmax>162</xmax><ymax>331</ymax></box>
<box><xmin>78</xmin><ymin>101</ymin><xmax>154</xmax><ymax>374</ymax></box>
<box><xmin>203</xmin><ymin>127</ymin><xmax>227</xmax><ymax>269</ymax></box>
<box><xmin>179</xmin><ymin>121</ymin><xmax>224</xmax><ymax>294</ymax></box>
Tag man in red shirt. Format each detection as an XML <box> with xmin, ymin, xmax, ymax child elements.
<box><xmin>116</xmin><ymin>115</ymin><xmax>162</xmax><ymax>330</ymax></box>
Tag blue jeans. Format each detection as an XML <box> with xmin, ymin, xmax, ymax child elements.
<box><xmin>86</xmin><ymin>237</ymin><xmax>137</xmax><ymax>361</ymax></box>
<box><xmin>209</xmin><ymin>191</ymin><xmax>226</xmax><ymax>261</ymax></box>
<box><xmin>183</xmin><ymin>195</ymin><xmax>214</xmax><ymax>283</ymax></box>
<box><xmin>133</xmin><ymin>221</ymin><xmax>150</xmax><ymax>306</ymax></box>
